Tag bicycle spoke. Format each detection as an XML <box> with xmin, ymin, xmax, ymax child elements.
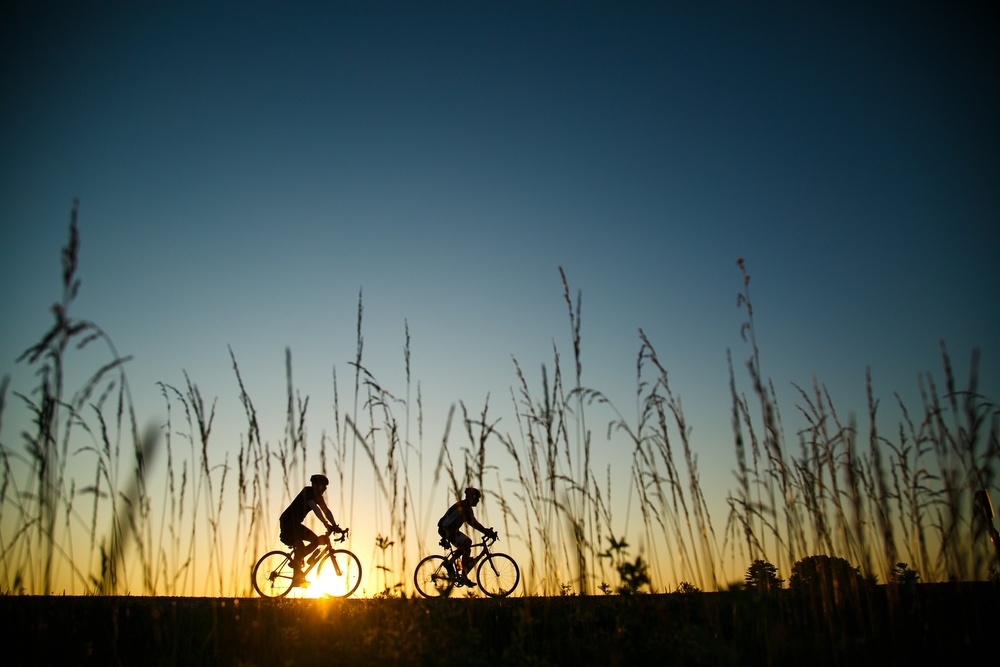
<box><xmin>253</xmin><ymin>551</ymin><xmax>296</xmax><ymax>598</ymax></box>
<box><xmin>414</xmin><ymin>555</ymin><xmax>454</xmax><ymax>598</ymax></box>
<box><xmin>477</xmin><ymin>553</ymin><xmax>519</xmax><ymax>598</ymax></box>
<box><xmin>316</xmin><ymin>549</ymin><xmax>362</xmax><ymax>598</ymax></box>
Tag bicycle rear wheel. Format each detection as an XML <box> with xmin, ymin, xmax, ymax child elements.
<box><xmin>414</xmin><ymin>555</ymin><xmax>455</xmax><ymax>598</ymax></box>
<box><xmin>477</xmin><ymin>553</ymin><xmax>519</xmax><ymax>597</ymax></box>
<box><xmin>316</xmin><ymin>548</ymin><xmax>363</xmax><ymax>597</ymax></box>
<box><xmin>252</xmin><ymin>550</ymin><xmax>295</xmax><ymax>598</ymax></box>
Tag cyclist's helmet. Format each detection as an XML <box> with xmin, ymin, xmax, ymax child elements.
<box><xmin>465</xmin><ymin>487</ymin><xmax>482</xmax><ymax>501</ymax></box>
<box><xmin>311</xmin><ymin>474</ymin><xmax>330</xmax><ymax>486</ymax></box>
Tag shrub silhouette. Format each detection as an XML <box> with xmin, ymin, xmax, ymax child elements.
<box><xmin>890</xmin><ymin>562</ymin><xmax>920</xmax><ymax>586</ymax></box>
<box><xmin>788</xmin><ymin>555</ymin><xmax>859</xmax><ymax>596</ymax></box>
<box><xmin>617</xmin><ymin>556</ymin><xmax>651</xmax><ymax>595</ymax></box>
<box><xmin>675</xmin><ymin>581</ymin><xmax>700</xmax><ymax>594</ymax></box>
<box><xmin>744</xmin><ymin>559</ymin><xmax>783</xmax><ymax>592</ymax></box>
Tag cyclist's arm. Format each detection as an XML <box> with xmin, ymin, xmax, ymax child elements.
<box><xmin>309</xmin><ymin>496</ymin><xmax>339</xmax><ymax>531</ymax></box>
<box><xmin>465</xmin><ymin>510</ymin><xmax>493</xmax><ymax>537</ymax></box>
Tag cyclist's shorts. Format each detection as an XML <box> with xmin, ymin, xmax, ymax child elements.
<box><xmin>279</xmin><ymin>520</ymin><xmax>318</xmax><ymax>548</ymax></box>
<box><xmin>439</xmin><ymin>526</ymin><xmax>471</xmax><ymax>550</ymax></box>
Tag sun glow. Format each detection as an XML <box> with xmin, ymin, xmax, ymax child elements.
<box><xmin>293</xmin><ymin>551</ymin><xmax>364</xmax><ymax>599</ymax></box>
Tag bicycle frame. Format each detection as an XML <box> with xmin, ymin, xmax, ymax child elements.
<box><xmin>442</xmin><ymin>535</ymin><xmax>496</xmax><ymax>574</ymax></box>
<box><xmin>303</xmin><ymin>529</ymin><xmax>349</xmax><ymax>577</ymax></box>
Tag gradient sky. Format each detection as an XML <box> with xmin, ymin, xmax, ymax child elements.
<box><xmin>1</xmin><ymin>2</ymin><xmax>997</xmax><ymax>590</ymax></box>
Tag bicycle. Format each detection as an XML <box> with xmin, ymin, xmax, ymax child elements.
<box><xmin>413</xmin><ymin>534</ymin><xmax>519</xmax><ymax>598</ymax></box>
<box><xmin>252</xmin><ymin>528</ymin><xmax>362</xmax><ymax>598</ymax></box>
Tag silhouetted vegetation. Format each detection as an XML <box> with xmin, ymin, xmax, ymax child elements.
<box><xmin>3</xmin><ymin>584</ymin><xmax>998</xmax><ymax>666</ymax></box>
<box><xmin>788</xmin><ymin>555</ymin><xmax>859</xmax><ymax>593</ymax></box>
<box><xmin>890</xmin><ymin>562</ymin><xmax>919</xmax><ymax>586</ymax></box>
<box><xmin>1</xmin><ymin>205</ymin><xmax>999</xmax><ymax>662</ymax></box>
<box><xmin>745</xmin><ymin>559</ymin><xmax>783</xmax><ymax>593</ymax></box>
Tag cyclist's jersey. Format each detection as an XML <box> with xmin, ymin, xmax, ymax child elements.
<box><xmin>438</xmin><ymin>500</ymin><xmax>474</xmax><ymax>532</ymax></box>
<box><xmin>281</xmin><ymin>486</ymin><xmax>318</xmax><ymax>525</ymax></box>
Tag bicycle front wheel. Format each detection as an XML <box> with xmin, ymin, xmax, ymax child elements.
<box><xmin>316</xmin><ymin>548</ymin><xmax>363</xmax><ymax>597</ymax></box>
<box><xmin>414</xmin><ymin>555</ymin><xmax>455</xmax><ymax>598</ymax></box>
<box><xmin>477</xmin><ymin>553</ymin><xmax>519</xmax><ymax>597</ymax></box>
<box><xmin>252</xmin><ymin>550</ymin><xmax>295</xmax><ymax>598</ymax></box>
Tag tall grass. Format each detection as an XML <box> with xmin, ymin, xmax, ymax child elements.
<box><xmin>723</xmin><ymin>259</ymin><xmax>999</xmax><ymax>585</ymax></box>
<box><xmin>1</xmin><ymin>208</ymin><xmax>997</xmax><ymax>596</ymax></box>
<box><xmin>1</xmin><ymin>202</ymin><xmax>147</xmax><ymax>594</ymax></box>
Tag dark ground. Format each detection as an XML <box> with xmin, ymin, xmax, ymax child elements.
<box><xmin>2</xmin><ymin>583</ymin><xmax>996</xmax><ymax>666</ymax></box>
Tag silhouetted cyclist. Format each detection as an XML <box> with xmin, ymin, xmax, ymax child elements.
<box><xmin>280</xmin><ymin>473</ymin><xmax>342</xmax><ymax>587</ymax></box>
<box><xmin>438</xmin><ymin>487</ymin><xmax>496</xmax><ymax>587</ymax></box>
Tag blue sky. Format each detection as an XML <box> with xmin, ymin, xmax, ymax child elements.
<box><xmin>1</xmin><ymin>2</ymin><xmax>997</xmax><ymax>590</ymax></box>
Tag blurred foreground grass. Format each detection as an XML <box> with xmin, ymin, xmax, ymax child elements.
<box><xmin>3</xmin><ymin>583</ymin><xmax>997</xmax><ymax>666</ymax></box>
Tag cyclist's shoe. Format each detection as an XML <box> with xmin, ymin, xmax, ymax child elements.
<box><xmin>458</xmin><ymin>574</ymin><xmax>475</xmax><ymax>588</ymax></box>
<box><xmin>291</xmin><ymin>571</ymin><xmax>310</xmax><ymax>588</ymax></box>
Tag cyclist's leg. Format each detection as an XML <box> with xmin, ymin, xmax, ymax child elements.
<box><xmin>298</xmin><ymin>525</ymin><xmax>320</xmax><ymax>563</ymax></box>
<box><xmin>281</xmin><ymin>522</ymin><xmax>314</xmax><ymax>577</ymax></box>
<box><xmin>279</xmin><ymin>520</ymin><xmax>301</xmax><ymax>571</ymax></box>
<box><xmin>455</xmin><ymin>532</ymin><xmax>473</xmax><ymax>576</ymax></box>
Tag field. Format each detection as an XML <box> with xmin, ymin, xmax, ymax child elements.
<box><xmin>3</xmin><ymin>583</ymin><xmax>997</xmax><ymax>666</ymax></box>
<box><xmin>2</xmin><ymin>207</ymin><xmax>999</xmax><ymax>664</ymax></box>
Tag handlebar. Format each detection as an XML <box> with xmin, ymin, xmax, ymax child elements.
<box><xmin>327</xmin><ymin>527</ymin><xmax>349</xmax><ymax>543</ymax></box>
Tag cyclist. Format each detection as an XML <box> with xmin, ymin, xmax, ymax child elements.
<box><xmin>438</xmin><ymin>487</ymin><xmax>496</xmax><ymax>586</ymax></box>
<box><xmin>280</xmin><ymin>473</ymin><xmax>342</xmax><ymax>587</ymax></box>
